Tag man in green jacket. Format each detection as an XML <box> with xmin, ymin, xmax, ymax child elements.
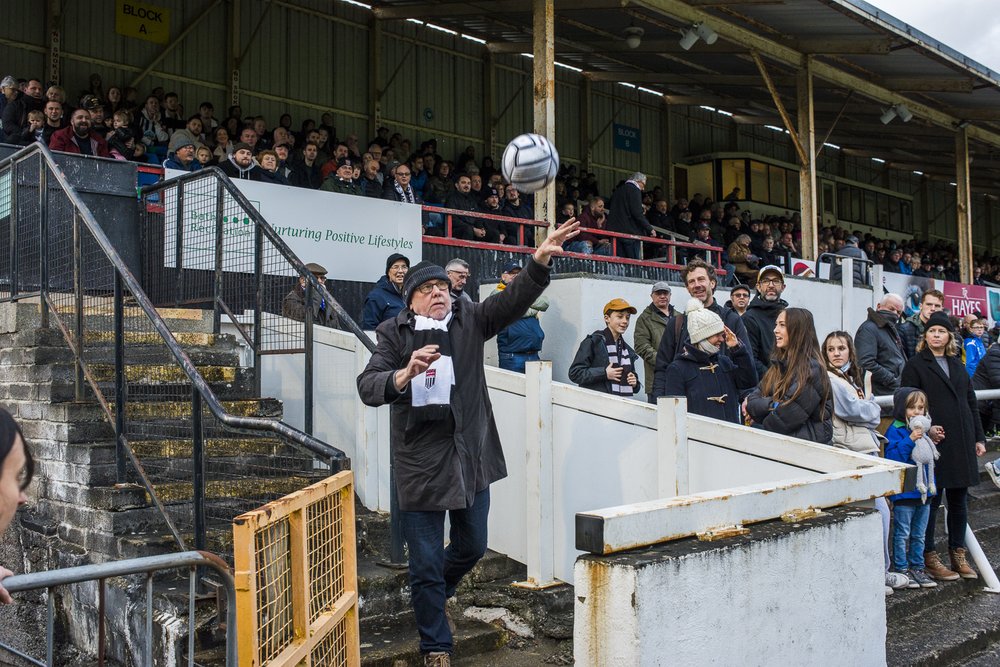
<box><xmin>633</xmin><ymin>281</ymin><xmax>674</xmax><ymax>404</ymax></box>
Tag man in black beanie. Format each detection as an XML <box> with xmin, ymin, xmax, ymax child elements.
<box><xmin>357</xmin><ymin>220</ymin><xmax>581</xmax><ymax>667</ymax></box>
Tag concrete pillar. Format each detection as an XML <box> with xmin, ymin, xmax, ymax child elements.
<box><xmin>227</xmin><ymin>0</ymin><xmax>240</xmax><ymax>106</ymax></box>
<box><xmin>46</xmin><ymin>0</ymin><xmax>61</xmax><ymax>85</ymax></box>
<box><xmin>956</xmin><ymin>127</ymin><xmax>973</xmax><ymax>284</ymax></box>
<box><xmin>661</xmin><ymin>98</ymin><xmax>672</xmax><ymax>197</ymax></box>
<box><xmin>580</xmin><ymin>77</ymin><xmax>592</xmax><ymax>174</ymax></box>
<box><xmin>796</xmin><ymin>57</ymin><xmax>818</xmax><ymax>261</ymax></box>
<box><xmin>483</xmin><ymin>51</ymin><xmax>496</xmax><ymax>162</ymax></box>
<box><xmin>370</xmin><ymin>17</ymin><xmax>383</xmax><ymax>139</ymax></box>
<box><xmin>533</xmin><ymin>0</ymin><xmax>556</xmax><ymax>243</ymax></box>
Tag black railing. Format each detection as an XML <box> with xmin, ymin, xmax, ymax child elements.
<box><xmin>0</xmin><ymin>143</ymin><xmax>349</xmax><ymax>555</ymax></box>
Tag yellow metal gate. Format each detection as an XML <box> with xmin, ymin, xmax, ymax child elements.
<box><xmin>233</xmin><ymin>471</ymin><xmax>360</xmax><ymax>666</ymax></box>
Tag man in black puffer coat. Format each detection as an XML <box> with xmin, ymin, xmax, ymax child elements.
<box><xmin>854</xmin><ymin>294</ymin><xmax>906</xmax><ymax>399</ymax></box>
<box><xmin>742</xmin><ymin>265</ymin><xmax>788</xmax><ymax>379</ymax></box>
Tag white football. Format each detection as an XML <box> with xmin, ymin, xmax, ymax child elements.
<box><xmin>501</xmin><ymin>133</ymin><xmax>559</xmax><ymax>193</ymax></box>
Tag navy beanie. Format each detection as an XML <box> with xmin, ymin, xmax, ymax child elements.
<box><xmin>404</xmin><ymin>260</ymin><xmax>449</xmax><ymax>305</ymax></box>
<box><xmin>385</xmin><ymin>252</ymin><xmax>410</xmax><ymax>275</ymax></box>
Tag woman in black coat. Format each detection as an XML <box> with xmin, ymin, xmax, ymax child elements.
<box><xmin>745</xmin><ymin>308</ymin><xmax>833</xmax><ymax>444</ymax></box>
<box><xmin>900</xmin><ymin>311</ymin><xmax>986</xmax><ymax>581</ymax></box>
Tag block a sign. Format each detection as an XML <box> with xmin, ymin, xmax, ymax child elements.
<box><xmin>115</xmin><ymin>0</ymin><xmax>171</xmax><ymax>44</ymax></box>
<box><xmin>613</xmin><ymin>124</ymin><xmax>641</xmax><ymax>154</ymax></box>
<box><xmin>163</xmin><ymin>170</ymin><xmax>422</xmax><ymax>283</ymax></box>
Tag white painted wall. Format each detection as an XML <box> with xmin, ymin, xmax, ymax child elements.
<box><xmin>574</xmin><ymin>508</ymin><xmax>885</xmax><ymax>666</ymax></box>
<box><xmin>498</xmin><ymin>270</ymin><xmax>879</xmax><ymax>387</ymax></box>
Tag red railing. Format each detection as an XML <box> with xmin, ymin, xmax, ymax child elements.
<box><xmin>422</xmin><ymin>205</ymin><xmax>726</xmax><ymax>273</ymax></box>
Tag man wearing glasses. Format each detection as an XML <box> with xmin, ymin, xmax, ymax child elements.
<box><xmin>281</xmin><ymin>262</ymin><xmax>338</xmax><ymax>328</ymax></box>
<box><xmin>445</xmin><ymin>259</ymin><xmax>473</xmax><ymax>303</ymax></box>
<box><xmin>742</xmin><ymin>265</ymin><xmax>790</xmax><ymax>378</ymax></box>
<box><xmin>384</xmin><ymin>162</ymin><xmax>423</xmax><ymax>205</ymax></box>
<box><xmin>357</xmin><ymin>222</ymin><xmax>580</xmax><ymax>667</ymax></box>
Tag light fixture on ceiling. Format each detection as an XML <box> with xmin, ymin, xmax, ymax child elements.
<box><xmin>623</xmin><ymin>26</ymin><xmax>644</xmax><ymax>49</ymax></box>
<box><xmin>679</xmin><ymin>22</ymin><xmax>717</xmax><ymax>50</ymax></box>
<box><xmin>880</xmin><ymin>103</ymin><xmax>913</xmax><ymax>125</ymax></box>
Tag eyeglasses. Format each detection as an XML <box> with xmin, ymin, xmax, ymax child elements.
<box><xmin>758</xmin><ymin>278</ymin><xmax>783</xmax><ymax>286</ymax></box>
<box><xmin>396</xmin><ymin>171</ymin><xmax>411</xmax><ymax>176</ymax></box>
<box><xmin>416</xmin><ymin>280</ymin><xmax>450</xmax><ymax>295</ymax></box>
<box><xmin>447</xmin><ymin>270</ymin><xmax>469</xmax><ymax>278</ymax></box>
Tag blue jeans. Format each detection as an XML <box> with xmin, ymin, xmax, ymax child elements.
<box><xmin>400</xmin><ymin>488</ymin><xmax>491</xmax><ymax>655</ymax></box>
<box><xmin>498</xmin><ymin>351</ymin><xmax>539</xmax><ymax>373</ymax></box>
<box><xmin>892</xmin><ymin>501</ymin><xmax>931</xmax><ymax>570</ymax></box>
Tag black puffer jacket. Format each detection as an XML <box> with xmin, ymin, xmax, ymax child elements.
<box><xmin>746</xmin><ymin>359</ymin><xmax>833</xmax><ymax>444</ymax></box>
<box><xmin>972</xmin><ymin>344</ymin><xmax>1000</xmax><ymax>427</ymax></box>
<box><xmin>854</xmin><ymin>308</ymin><xmax>906</xmax><ymax>397</ymax></box>
<box><xmin>741</xmin><ymin>295</ymin><xmax>787</xmax><ymax>379</ymax></box>
<box><xmin>663</xmin><ymin>342</ymin><xmax>756</xmax><ymax>423</ymax></box>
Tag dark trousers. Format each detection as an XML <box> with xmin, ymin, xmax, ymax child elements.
<box><xmin>618</xmin><ymin>238</ymin><xmax>642</xmax><ymax>260</ymax></box>
<box><xmin>924</xmin><ymin>486</ymin><xmax>969</xmax><ymax>552</ymax></box>
<box><xmin>400</xmin><ymin>487</ymin><xmax>491</xmax><ymax>654</ymax></box>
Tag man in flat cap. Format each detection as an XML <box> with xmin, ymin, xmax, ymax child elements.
<box><xmin>357</xmin><ymin>220</ymin><xmax>580</xmax><ymax>667</ymax></box>
<box><xmin>282</xmin><ymin>262</ymin><xmax>338</xmax><ymax>328</ymax></box>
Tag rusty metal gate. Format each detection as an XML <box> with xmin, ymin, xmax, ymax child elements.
<box><xmin>233</xmin><ymin>471</ymin><xmax>360</xmax><ymax>666</ymax></box>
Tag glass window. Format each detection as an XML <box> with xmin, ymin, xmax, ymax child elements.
<box><xmin>863</xmin><ymin>190</ymin><xmax>876</xmax><ymax>226</ymax></box>
<box><xmin>822</xmin><ymin>182</ymin><xmax>834</xmax><ymax>214</ymax></box>
<box><xmin>768</xmin><ymin>166</ymin><xmax>786</xmax><ymax>207</ymax></box>
<box><xmin>749</xmin><ymin>161</ymin><xmax>768</xmax><ymax>203</ymax></box>
<box><xmin>687</xmin><ymin>162</ymin><xmax>714</xmax><ymax>200</ymax></box>
<box><xmin>838</xmin><ymin>184</ymin><xmax>851</xmax><ymax>221</ymax></box>
<box><xmin>786</xmin><ymin>169</ymin><xmax>799</xmax><ymax>209</ymax></box>
<box><xmin>900</xmin><ymin>201</ymin><xmax>913</xmax><ymax>233</ymax></box>
<box><xmin>850</xmin><ymin>187</ymin><xmax>862</xmax><ymax>223</ymax></box>
<box><xmin>876</xmin><ymin>193</ymin><xmax>889</xmax><ymax>228</ymax></box>
<box><xmin>721</xmin><ymin>159</ymin><xmax>746</xmax><ymax>200</ymax></box>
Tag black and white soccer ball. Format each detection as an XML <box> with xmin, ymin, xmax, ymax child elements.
<box><xmin>501</xmin><ymin>133</ymin><xmax>559</xmax><ymax>193</ymax></box>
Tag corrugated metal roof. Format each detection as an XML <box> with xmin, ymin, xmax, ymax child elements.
<box><xmin>371</xmin><ymin>0</ymin><xmax>1000</xmax><ymax>186</ymax></box>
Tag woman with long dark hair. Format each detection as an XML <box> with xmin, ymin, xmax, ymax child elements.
<box><xmin>823</xmin><ymin>331</ymin><xmax>910</xmax><ymax>593</ymax></box>
<box><xmin>0</xmin><ymin>409</ymin><xmax>34</xmax><ymax>604</ymax></box>
<box><xmin>745</xmin><ymin>308</ymin><xmax>833</xmax><ymax>443</ymax></box>
<box><xmin>901</xmin><ymin>311</ymin><xmax>985</xmax><ymax>581</ymax></box>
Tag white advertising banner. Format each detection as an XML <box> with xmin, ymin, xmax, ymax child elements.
<box><xmin>164</xmin><ymin>169</ymin><xmax>422</xmax><ymax>282</ymax></box>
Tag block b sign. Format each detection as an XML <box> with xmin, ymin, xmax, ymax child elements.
<box><xmin>613</xmin><ymin>124</ymin><xmax>641</xmax><ymax>154</ymax></box>
<box><xmin>116</xmin><ymin>0</ymin><xmax>171</xmax><ymax>44</ymax></box>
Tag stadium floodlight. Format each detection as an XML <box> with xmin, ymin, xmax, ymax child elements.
<box><xmin>695</xmin><ymin>23</ymin><xmax>718</xmax><ymax>45</ymax></box>
<box><xmin>679</xmin><ymin>22</ymin><xmax>716</xmax><ymax>50</ymax></box>
<box><xmin>895</xmin><ymin>103</ymin><xmax>913</xmax><ymax>123</ymax></box>
<box><xmin>880</xmin><ymin>106</ymin><xmax>898</xmax><ymax>125</ymax></box>
<box><xmin>679</xmin><ymin>27</ymin><xmax>700</xmax><ymax>50</ymax></box>
<box><xmin>623</xmin><ymin>26</ymin><xmax>644</xmax><ymax>49</ymax></box>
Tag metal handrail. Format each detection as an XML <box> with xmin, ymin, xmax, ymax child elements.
<box><xmin>817</xmin><ymin>251</ymin><xmax>875</xmax><ymax>286</ymax></box>
<box><xmin>140</xmin><ymin>167</ymin><xmax>376</xmax><ymax>354</ymax></box>
<box><xmin>1</xmin><ymin>143</ymin><xmax>349</xmax><ymax>552</ymax></box>
<box><xmin>4</xmin><ymin>149</ymin><xmax>350</xmax><ymax>462</ymax></box>
<box><xmin>0</xmin><ymin>550</ymin><xmax>237</xmax><ymax>666</ymax></box>
<box><xmin>874</xmin><ymin>387</ymin><xmax>1000</xmax><ymax>408</ymax></box>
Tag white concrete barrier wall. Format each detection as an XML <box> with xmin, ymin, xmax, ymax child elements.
<box><xmin>573</xmin><ymin>507</ymin><xmax>885</xmax><ymax>666</ymax></box>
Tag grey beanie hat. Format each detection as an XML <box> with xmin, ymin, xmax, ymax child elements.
<box><xmin>403</xmin><ymin>260</ymin><xmax>449</xmax><ymax>305</ymax></box>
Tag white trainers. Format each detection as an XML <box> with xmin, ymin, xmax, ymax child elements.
<box><xmin>987</xmin><ymin>460</ymin><xmax>1000</xmax><ymax>490</ymax></box>
<box><xmin>885</xmin><ymin>571</ymin><xmax>910</xmax><ymax>590</ymax></box>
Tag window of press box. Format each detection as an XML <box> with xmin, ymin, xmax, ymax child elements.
<box><xmin>749</xmin><ymin>161</ymin><xmax>768</xmax><ymax>203</ymax></box>
<box><xmin>720</xmin><ymin>159</ymin><xmax>746</xmax><ymax>199</ymax></box>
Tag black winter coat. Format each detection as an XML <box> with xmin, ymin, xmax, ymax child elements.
<box><xmin>607</xmin><ymin>182</ymin><xmax>652</xmax><ymax>236</ymax></box>
<box><xmin>746</xmin><ymin>359</ymin><xmax>833</xmax><ymax>444</ymax></box>
<box><xmin>288</xmin><ymin>161</ymin><xmax>323</xmax><ymax>189</ymax></box>
<box><xmin>854</xmin><ymin>308</ymin><xmax>906</xmax><ymax>397</ymax></box>
<box><xmin>652</xmin><ymin>301</ymin><xmax>756</xmax><ymax>398</ymax></box>
<box><xmin>742</xmin><ymin>296</ymin><xmax>787</xmax><ymax>379</ymax></box>
<box><xmin>569</xmin><ymin>330</ymin><xmax>642</xmax><ymax>396</ymax></box>
<box><xmin>902</xmin><ymin>348</ymin><xmax>985</xmax><ymax>488</ymax></box>
<box><xmin>663</xmin><ymin>343</ymin><xmax>756</xmax><ymax>423</ymax></box>
<box><xmin>356</xmin><ymin>257</ymin><xmax>551</xmax><ymax>511</ymax></box>
<box><xmin>898</xmin><ymin>314</ymin><xmax>926</xmax><ymax>360</ymax></box>
<box><xmin>972</xmin><ymin>344</ymin><xmax>1000</xmax><ymax>425</ymax></box>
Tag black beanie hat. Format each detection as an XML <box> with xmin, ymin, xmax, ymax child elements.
<box><xmin>404</xmin><ymin>260</ymin><xmax>449</xmax><ymax>305</ymax></box>
<box><xmin>385</xmin><ymin>252</ymin><xmax>410</xmax><ymax>275</ymax></box>
<box><xmin>925</xmin><ymin>311</ymin><xmax>955</xmax><ymax>333</ymax></box>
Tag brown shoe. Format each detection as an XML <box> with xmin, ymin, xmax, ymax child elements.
<box><xmin>924</xmin><ymin>551</ymin><xmax>961</xmax><ymax>581</ymax></box>
<box><xmin>424</xmin><ymin>652</ymin><xmax>451</xmax><ymax>667</ymax></box>
<box><xmin>949</xmin><ymin>547</ymin><xmax>979</xmax><ymax>579</ymax></box>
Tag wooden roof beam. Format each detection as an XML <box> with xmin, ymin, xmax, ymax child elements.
<box><xmin>585</xmin><ymin>71</ymin><xmax>792</xmax><ymax>85</ymax></box>
<box><xmin>372</xmin><ymin>0</ymin><xmax>623</xmax><ymax>20</ymax></box>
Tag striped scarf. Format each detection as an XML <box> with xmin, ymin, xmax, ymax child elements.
<box><xmin>603</xmin><ymin>328</ymin><xmax>635</xmax><ymax>396</ymax></box>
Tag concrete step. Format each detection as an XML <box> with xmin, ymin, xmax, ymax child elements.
<box><xmin>955</xmin><ymin>643</ymin><xmax>1000</xmax><ymax>666</ymax></box>
<box><xmin>885</xmin><ymin>584</ymin><xmax>1000</xmax><ymax>666</ymax></box>
<box><xmin>360</xmin><ymin>613</ymin><xmax>505</xmax><ymax>667</ymax></box>
<box><xmin>110</xmin><ymin>397</ymin><xmax>283</xmax><ymax>421</ymax></box>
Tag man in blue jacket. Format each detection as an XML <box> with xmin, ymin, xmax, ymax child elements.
<box><xmin>489</xmin><ymin>260</ymin><xmax>548</xmax><ymax>372</ymax></box>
